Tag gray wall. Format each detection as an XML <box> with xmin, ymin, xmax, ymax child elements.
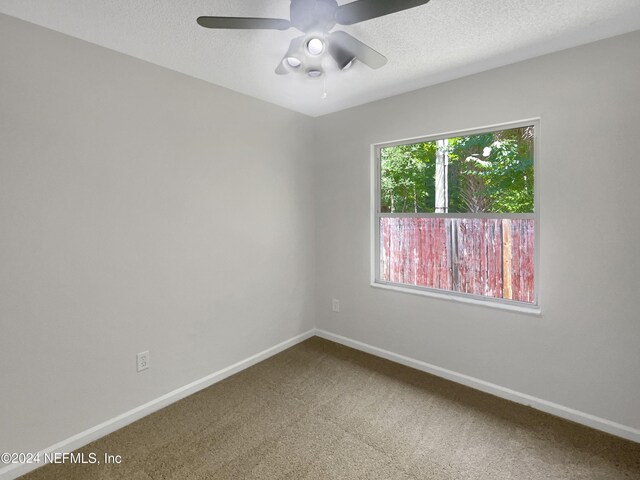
<box><xmin>0</xmin><ymin>14</ymin><xmax>315</xmax><ymax>454</ymax></box>
<box><xmin>314</xmin><ymin>30</ymin><xmax>640</xmax><ymax>431</ymax></box>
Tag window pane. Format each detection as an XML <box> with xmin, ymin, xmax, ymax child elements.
<box><xmin>380</xmin><ymin>126</ymin><xmax>534</xmax><ymax>214</ymax></box>
<box><xmin>380</xmin><ymin>217</ymin><xmax>452</xmax><ymax>291</ymax></box>
<box><xmin>380</xmin><ymin>217</ymin><xmax>534</xmax><ymax>303</ymax></box>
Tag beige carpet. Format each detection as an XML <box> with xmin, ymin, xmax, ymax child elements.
<box><xmin>21</xmin><ymin>337</ymin><xmax>640</xmax><ymax>479</ymax></box>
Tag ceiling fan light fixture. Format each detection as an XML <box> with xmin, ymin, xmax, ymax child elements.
<box><xmin>286</xmin><ymin>57</ymin><xmax>302</xmax><ymax>68</ymax></box>
<box><xmin>307</xmin><ymin>69</ymin><xmax>323</xmax><ymax>78</ymax></box>
<box><xmin>306</xmin><ymin>37</ymin><xmax>324</xmax><ymax>56</ymax></box>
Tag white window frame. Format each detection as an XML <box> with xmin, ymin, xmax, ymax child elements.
<box><xmin>370</xmin><ymin>119</ymin><xmax>541</xmax><ymax>314</ymax></box>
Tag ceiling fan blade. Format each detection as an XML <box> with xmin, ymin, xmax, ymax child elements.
<box><xmin>275</xmin><ymin>62</ymin><xmax>289</xmax><ymax>75</ymax></box>
<box><xmin>197</xmin><ymin>16</ymin><xmax>291</xmax><ymax>30</ymax></box>
<box><xmin>329</xmin><ymin>31</ymin><xmax>387</xmax><ymax>69</ymax></box>
<box><xmin>275</xmin><ymin>36</ymin><xmax>306</xmax><ymax>75</ymax></box>
<box><xmin>328</xmin><ymin>39</ymin><xmax>356</xmax><ymax>70</ymax></box>
<box><xmin>335</xmin><ymin>0</ymin><xmax>430</xmax><ymax>25</ymax></box>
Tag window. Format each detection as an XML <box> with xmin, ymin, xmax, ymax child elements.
<box><xmin>373</xmin><ymin>121</ymin><xmax>538</xmax><ymax>308</ymax></box>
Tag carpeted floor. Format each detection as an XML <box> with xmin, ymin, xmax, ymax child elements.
<box><xmin>21</xmin><ymin>337</ymin><xmax>640</xmax><ymax>479</ymax></box>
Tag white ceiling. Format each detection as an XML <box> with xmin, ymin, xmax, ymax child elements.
<box><xmin>1</xmin><ymin>0</ymin><xmax>640</xmax><ymax>117</ymax></box>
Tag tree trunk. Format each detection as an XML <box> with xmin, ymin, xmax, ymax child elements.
<box><xmin>436</xmin><ymin>139</ymin><xmax>448</xmax><ymax>213</ymax></box>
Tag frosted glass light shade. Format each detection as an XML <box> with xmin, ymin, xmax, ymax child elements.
<box><xmin>286</xmin><ymin>57</ymin><xmax>302</xmax><ymax>68</ymax></box>
<box><xmin>307</xmin><ymin>38</ymin><xmax>324</xmax><ymax>56</ymax></box>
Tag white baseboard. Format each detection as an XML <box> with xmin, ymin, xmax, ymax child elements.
<box><xmin>315</xmin><ymin>329</ymin><xmax>640</xmax><ymax>444</ymax></box>
<box><xmin>4</xmin><ymin>327</ymin><xmax>637</xmax><ymax>480</ymax></box>
<box><xmin>0</xmin><ymin>329</ymin><xmax>315</xmax><ymax>480</ymax></box>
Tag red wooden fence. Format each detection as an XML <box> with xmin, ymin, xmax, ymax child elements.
<box><xmin>380</xmin><ymin>217</ymin><xmax>534</xmax><ymax>303</ymax></box>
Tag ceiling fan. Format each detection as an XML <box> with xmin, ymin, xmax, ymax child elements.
<box><xmin>197</xmin><ymin>0</ymin><xmax>431</xmax><ymax>77</ymax></box>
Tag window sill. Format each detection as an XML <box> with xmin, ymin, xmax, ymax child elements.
<box><xmin>370</xmin><ymin>281</ymin><xmax>542</xmax><ymax>316</ymax></box>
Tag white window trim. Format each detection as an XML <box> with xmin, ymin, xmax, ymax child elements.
<box><xmin>370</xmin><ymin>118</ymin><xmax>541</xmax><ymax>315</ymax></box>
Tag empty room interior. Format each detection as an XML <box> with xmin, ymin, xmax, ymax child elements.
<box><xmin>2</xmin><ymin>1</ymin><xmax>640</xmax><ymax>479</ymax></box>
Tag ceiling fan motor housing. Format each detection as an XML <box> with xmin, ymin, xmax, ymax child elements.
<box><xmin>290</xmin><ymin>0</ymin><xmax>338</xmax><ymax>32</ymax></box>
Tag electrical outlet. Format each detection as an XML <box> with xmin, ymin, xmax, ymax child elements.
<box><xmin>332</xmin><ymin>299</ymin><xmax>340</xmax><ymax>312</ymax></box>
<box><xmin>137</xmin><ymin>351</ymin><xmax>149</xmax><ymax>372</ymax></box>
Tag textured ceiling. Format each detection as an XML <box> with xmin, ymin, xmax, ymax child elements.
<box><xmin>1</xmin><ymin>0</ymin><xmax>640</xmax><ymax>117</ymax></box>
